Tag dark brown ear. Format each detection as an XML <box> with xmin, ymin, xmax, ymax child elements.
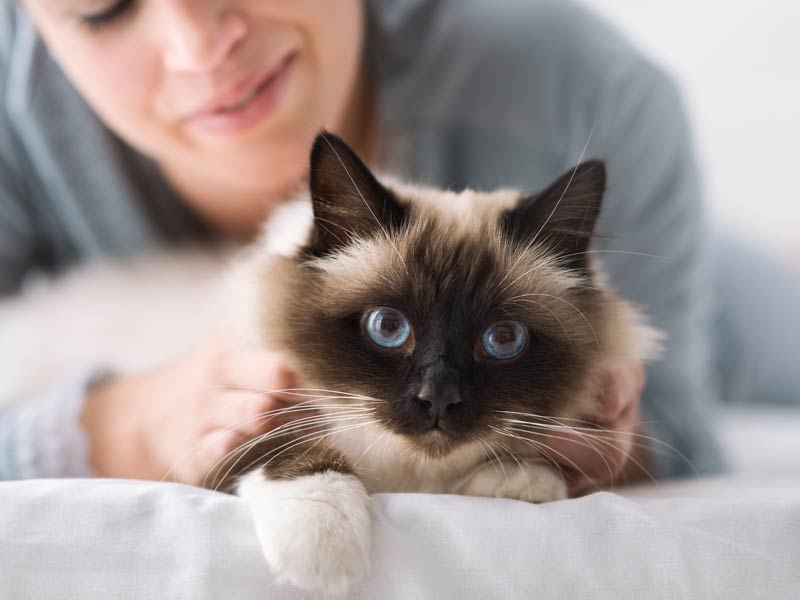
<box><xmin>307</xmin><ymin>131</ymin><xmax>406</xmax><ymax>257</ymax></box>
<box><xmin>501</xmin><ymin>160</ymin><xmax>605</xmax><ymax>273</ymax></box>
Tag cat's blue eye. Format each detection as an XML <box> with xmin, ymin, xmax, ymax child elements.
<box><xmin>481</xmin><ymin>320</ymin><xmax>528</xmax><ymax>360</ymax></box>
<box><xmin>364</xmin><ymin>307</ymin><xmax>412</xmax><ymax>349</ymax></box>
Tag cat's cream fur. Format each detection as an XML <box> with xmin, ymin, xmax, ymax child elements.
<box><xmin>0</xmin><ymin>249</ymin><xmax>231</xmax><ymax>408</ymax></box>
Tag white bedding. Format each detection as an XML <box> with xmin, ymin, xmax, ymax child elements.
<box><xmin>2</xmin><ymin>407</ymin><xmax>798</xmax><ymax>599</ymax></box>
<box><xmin>2</xmin><ymin>476</ymin><xmax>798</xmax><ymax>599</ymax></box>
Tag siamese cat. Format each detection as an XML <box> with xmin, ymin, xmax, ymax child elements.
<box><xmin>209</xmin><ymin>132</ymin><xmax>661</xmax><ymax>594</ymax></box>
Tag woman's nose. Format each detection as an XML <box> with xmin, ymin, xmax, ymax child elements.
<box><xmin>161</xmin><ymin>2</ymin><xmax>248</xmax><ymax>73</ymax></box>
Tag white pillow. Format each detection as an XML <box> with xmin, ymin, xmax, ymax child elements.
<box><xmin>1</xmin><ymin>477</ymin><xmax>798</xmax><ymax>599</ymax></box>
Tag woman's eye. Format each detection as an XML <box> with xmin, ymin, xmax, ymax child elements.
<box><xmin>481</xmin><ymin>320</ymin><xmax>528</xmax><ymax>360</ymax></box>
<box><xmin>80</xmin><ymin>0</ymin><xmax>135</xmax><ymax>29</ymax></box>
<box><xmin>363</xmin><ymin>307</ymin><xmax>412</xmax><ymax>349</ymax></box>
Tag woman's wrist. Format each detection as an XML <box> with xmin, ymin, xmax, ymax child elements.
<box><xmin>81</xmin><ymin>373</ymin><xmax>159</xmax><ymax>480</ymax></box>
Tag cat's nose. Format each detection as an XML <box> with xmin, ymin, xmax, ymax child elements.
<box><xmin>416</xmin><ymin>380</ymin><xmax>463</xmax><ymax>425</ymax></box>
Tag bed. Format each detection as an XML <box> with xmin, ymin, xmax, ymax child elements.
<box><xmin>2</xmin><ymin>408</ymin><xmax>798</xmax><ymax>599</ymax></box>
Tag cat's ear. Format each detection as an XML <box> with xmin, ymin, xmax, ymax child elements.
<box><xmin>502</xmin><ymin>160</ymin><xmax>605</xmax><ymax>272</ymax></box>
<box><xmin>307</xmin><ymin>131</ymin><xmax>406</xmax><ymax>256</ymax></box>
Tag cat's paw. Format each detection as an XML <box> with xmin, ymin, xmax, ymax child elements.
<box><xmin>455</xmin><ymin>460</ymin><xmax>567</xmax><ymax>503</ymax></box>
<box><xmin>237</xmin><ymin>469</ymin><xmax>371</xmax><ymax>596</ymax></box>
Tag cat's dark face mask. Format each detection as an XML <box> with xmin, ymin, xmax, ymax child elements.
<box><xmin>276</xmin><ymin>132</ymin><xmax>608</xmax><ymax>458</ymax></box>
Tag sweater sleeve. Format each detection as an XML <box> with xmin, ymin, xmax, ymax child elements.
<box><xmin>0</xmin><ymin>135</ymin><xmax>38</xmax><ymax>295</ymax></box>
<box><xmin>0</xmin><ymin>371</ymin><xmax>98</xmax><ymax>480</ymax></box>
<box><xmin>0</xmin><ymin>5</ymin><xmax>39</xmax><ymax>295</ymax></box>
<box><xmin>593</xmin><ymin>58</ymin><xmax>727</xmax><ymax>478</ymax></box>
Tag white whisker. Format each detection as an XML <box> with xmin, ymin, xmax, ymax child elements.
<box><xmin>509</xmin><ymin>292</ymin><xmax>600</xmax><ymax>349</ymax></box>
<box><xmin>162</xmin><ymin>399</ymin><xmax>375</xmax><ymax>482</ymax></box>
<box><xmin>496</xmin><ymin>413</ymin><xmax>698</xmax><ymax>476</ymax></box>
<box><xmin>528</xmin><ymin>122</ymin><xmax>597</xmax><ymax>250</ymax></box>
<box><xmin>209</xmin><ymin>418</ymin><xmax>376</xmax><ymax>491</ymax></box>
<box><xmin>200</xmin><ymin>411</ymin><xmax>371</xmax><ymax>489</ymax></box>
<box><xmin>503</xmin><ymin>425</ymin><xmax>616</xmax><ymax>485</ymax></box>
<box><xmin>491</xmin><ymin>425</ymin><xmax>592</xmax><ymax>488</ymax></box>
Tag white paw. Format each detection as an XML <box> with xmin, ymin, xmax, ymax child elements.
<box><xmin>455</xmin><ymin>460</ymin><xmax>567</xmax><ymax>503</ymax></box>
<box><xmin>237</xmin><ymin>470</ymin><xmax>371</xmax><ymax>596</ymax></box>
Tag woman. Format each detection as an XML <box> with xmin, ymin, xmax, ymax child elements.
<box><xmin>0</xmin><ymin>0</ymin><xmax>792</xmax><ymax>490</ymax></box>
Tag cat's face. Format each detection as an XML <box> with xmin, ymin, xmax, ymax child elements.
<box><xmin>257</xmin><ymin>133</ymin><xmax>632</xmax><ymax>458</ymax></box>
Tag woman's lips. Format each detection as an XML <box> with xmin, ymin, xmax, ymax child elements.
<box><xmin>183</xmin><ymin>53</ymin><xmax>297</xmax><ymax>136</ymax></box>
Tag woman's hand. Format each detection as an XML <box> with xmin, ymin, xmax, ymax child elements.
<box><xmin>545</xmin><ymin>358</ymin><xmax>649</xmax><ymax>496</ymax></box>
<box><xmin>81</xmin><ymin>339</ymin><xmax>300</xmax><ymax>486</ymax></box>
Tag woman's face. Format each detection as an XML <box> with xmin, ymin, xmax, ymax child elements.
<box><xmin>25</xmin><ymin>0</ymin><xmax>365</xmax><ymax>210</ymax></box>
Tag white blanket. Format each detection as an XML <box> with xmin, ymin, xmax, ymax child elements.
<box><xmin>1</xmin><ymin>476</ymin><xmax>798</xmax><ymax>599</ymax></box>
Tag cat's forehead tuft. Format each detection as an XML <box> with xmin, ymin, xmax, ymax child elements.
<box><xmin>384</xmin><ymin>177</ymin><xmax>521</xmax><ymax>232</ymax></box>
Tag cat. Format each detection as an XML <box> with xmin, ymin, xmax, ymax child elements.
<box><xmin>206</xmin><ymin>132</ymin><xmax>662</xmax><ymax>595</ymax></box>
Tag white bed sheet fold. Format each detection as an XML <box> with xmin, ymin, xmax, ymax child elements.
<box><xmin>1</xmin><ymin>477</ymin><xmax>798</xmax><ymax>599</ymax></box>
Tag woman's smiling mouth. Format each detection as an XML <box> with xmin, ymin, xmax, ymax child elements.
<box><xmin>183</xmin><ymin>52</ymin><xmax>298</xmax><ymax>137</ymax></box>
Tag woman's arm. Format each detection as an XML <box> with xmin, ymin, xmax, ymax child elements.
<box><xmin>593</xmin><ymin>57</ymin><xmax>727</xmax><ymax>479</ymax></box>
<box><xmin>1</xmin><ymin>337</ymin><xmax>301</xmax><ymax>484</ymax></box>
<box><xmin>0</xmin><ymin>152</ymin><xmax>38</xmax><ymax>295</ymax></box>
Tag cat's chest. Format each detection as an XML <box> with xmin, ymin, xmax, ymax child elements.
<box><xmin>327</xmin><ymin>421</ymin><xmax>485</xmax><ymax>494</ymax></box>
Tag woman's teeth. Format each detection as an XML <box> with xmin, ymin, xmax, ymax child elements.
<box><xmin>218</xmin><ymin>85</ymin><xmax>262</xmax><ymax>114</ymax></box>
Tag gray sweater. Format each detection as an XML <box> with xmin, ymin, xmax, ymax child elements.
<box><xmin>0</xmin><ymin>0</ymin><xmax>729</xmax><ymax>479</ymax></box>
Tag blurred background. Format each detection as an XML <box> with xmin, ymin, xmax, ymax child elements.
<box><xmin>581</xmin><ymin>0</ymin><xmax>800</xmax><ymax>258</ymax></box>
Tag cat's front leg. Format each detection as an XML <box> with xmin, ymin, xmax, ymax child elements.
<box><xmin>454</xmin><ymin>460</ymin><xmax>568</xmax><ymax>503</ymax></box>
<box><xmin>209</xmin><ymin>440</ymin><xmax>371</xmax><ymax>595</ymax></box>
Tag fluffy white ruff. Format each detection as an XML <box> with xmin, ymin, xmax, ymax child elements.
<box><xmin>0</xmin><ymin>250</ymin><xmax>229</xmax><ymax>407</ymax></box>
<box><xmin>237</xmin><ymin>469</ymin><xmax>371</xmax><ymax>596</ymax></box>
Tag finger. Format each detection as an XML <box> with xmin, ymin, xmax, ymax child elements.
<box><xmin>561</xmin><ymin>435</ymin><xmax>634</xmax><ymax>495</ymax></box>
<box><xmin>201</xmin><ymin>428</ymin><xmax>254</xmax><ymax>488</ymax></box>
<box><xmin>212</xmin><ymin>389</ymin><xmax>321</xmax><ymax>440</ymax></box>
<box><xmin>174</xmin><ymin>428</ymin><xmax>246</xmax><ymax>486</ymax></box>
<box><xmin>569</xmin><ymin>423</ymin><xmax>650</xmax><ymax>497</ymax></box>
<box><xmin>220</xmin><ymin>347</ymin><xmax>298</xmax><ymax>394</ymax></box>
<box><xmin>550</xmin><ymin>360</ymin><xmax>645</xmax><ymax>492</ymax></box>
<box><xmin>585</xmin><ymin>359</ymin><xmax>645</xmax><ymax>426</ymax></box>
<box><xmin>206</xmin><ymin>390</ymin><xmax>281</xmax><ymax>433</ymax></box>
<box><xmin>546</xmin><ymin>415</ymin><xmax>638</xmax><ymax>494</ymax></box>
